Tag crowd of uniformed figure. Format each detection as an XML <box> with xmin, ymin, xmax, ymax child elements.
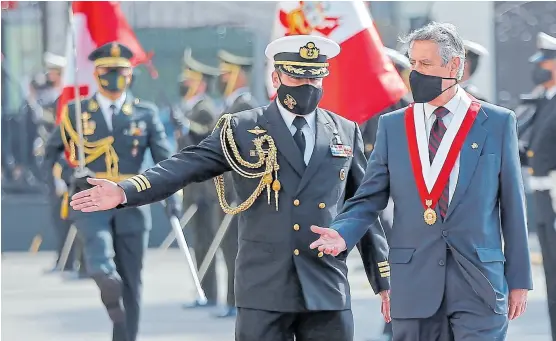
<box><xmin>4</xmin><ymin>31</ymin><xmax>556</xmax><ymax>341</ymax></box>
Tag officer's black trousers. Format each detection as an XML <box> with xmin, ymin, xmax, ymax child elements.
<box><xmin>235</xmin><ymin>308</ymin><xmax>354</xmax><ymax>341</ymax></box>
<box><xmin>534</xmin><ymin>192</ymin><xmax>556</xmax><ymax>341</ymax></box>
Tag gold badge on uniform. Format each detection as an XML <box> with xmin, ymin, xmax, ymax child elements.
<box><xmin>132</xmin><ymin>139</ymin><xmax>139</xmax><ymax>157</ymax></box>
<box><xmin>248</xmin><ymin>126</ymin><xmax>267</xmax><ymax>135</ymax></box>
<box><xmin>471</xmin><ymin>142</ymin><xmax>478</xmax><ymax>149</ymax></box>
<box><xmin>122</xmin><ymin>103</ymin><xmax>132</xmax><ymax>115</ymax></box>
<box><xmin>81</xmin><ymin>112</ymin><xmax>96</xmax><ymax>135</ymax></box>
<box><xmin>339</xmin><ymin>168</ymin><xmax>346</xmax><ymax>181</ymax></box>
<box><xmin>88</xmin><ymin>99</ymin><xmax>99</xmax><ymax>112</ymax></box>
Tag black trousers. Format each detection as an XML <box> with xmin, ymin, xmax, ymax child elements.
<box><xmin>533</xmin><ymin>192</ymin><xmax>556</xmax><ymax>341</ymax></box>
<box><xmin>236</xmin><ymin>308</ymin><xmax>354</xmax><ymax>341</ymax></box>
<box><xmin>220</xmin><ymin>213</ymin><xmax>239</xmax><ymax>306</ymax></box>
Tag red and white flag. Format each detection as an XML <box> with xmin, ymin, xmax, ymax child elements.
<box><xmin>56</xmin><ymin>1</ymin><xmax>152</xmax><ymax>125</ymax></box>
<box><xmin>266</xmin><ymin>1</ymin><xmax>408</xmax><ymax>124</ymax></box>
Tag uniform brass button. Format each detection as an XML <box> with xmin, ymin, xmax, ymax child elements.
<box><xmin>528</xmin><ymin>167</ymin><xmax>534</xmax><ymax>175</ymax></box>
<box><xmin>294</xmin><ymin>249</ymin><xmax>299</xmax><ymax>256</ymax></box>
<box><xmin>365</xmin><ymin>143</ymin><xmax>374</xmax><ymax>152</ymax></box>
<box><xmin>293</xmin><ymin>199</ymin><xmax>300</xmax><ymax>206</ymax></box>
<box><xmin>439</xmin><ymin>259</ymin><xmax>445</xmax><ymax>266</ymax></box>
<box><xmin>133</xmin><ymin>139</ymin><xmax>139</xmax><ymax>146</ymax></box>
<box><xmin>318</xmin><ymin>251</ymin><xmax>324</xmax><ymax>258</ymax></box>
<box><xmin>293</xmin><ymin>224</ymin><xmax>300</xmax><ymax>231</ymax></box>
<box><xmin>318</xmin><ymin>203</ymin><xmax>326</xmax><ymax>209</ymax></box>
<box><xmin>527</xmin><ymin>150</ymin><xmax>534</xmax><ymax>158</ymax></box>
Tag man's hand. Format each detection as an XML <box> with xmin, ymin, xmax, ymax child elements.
<box><xmin>70</xmin><ymin>178</ymin><xmax>125</xmax><ymax>212</ymax></box>
<box><xmin>379</xmin><ymin>290</ymin><xmax>391</xmax><ymax>323</ymax></box>
<box><xmin>508</xmin><ymin>289</ymin><xmax>528</xmax><ymax>320</ymax></box>
<box><xmin>309</xmin><ymin>225</ymin><xmax>347</xmax><ymax>256</ymax></box>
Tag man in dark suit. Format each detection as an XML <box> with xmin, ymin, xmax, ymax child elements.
<box><xmin>212</xmin><ymin>45</ymin><xmax>258</xmax><ymax>318</ymax></box>
<box><xmin>311</xmin><ymin>22</ymin><xmax>532</xmax><ymax>341</ymax></box>
<box><xmin>70</xmin><ymin>35</ymin><xmax>390</xmax><ymax>341</ymax></box>
<box><xmin>526</xmin><ymin>31</ymin><xmax>556</xmax><ymax>341</ymax></box>
<box><xmin>43</xmin><ymin>42</ymin><xmax>179</xmax><ymax>341</ymax></box>
<box><xmin>171</xmin><ymin>48</ymin><xmax>222</xmax><ymax>309</ymax></box>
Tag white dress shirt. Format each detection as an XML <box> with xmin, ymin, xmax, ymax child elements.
<box><xmin>418</xmin><ymin>85</ymin><xmax>469</xmax><ymax>203</ymax></box>
<box><xmin>96</xmin><ymin>92</ymin><xmax>127</xmax><ymax>131</ymax></box>
<box><xmin>276</xmin><ymin>99</ymin><xmax>316</xmax><ymax>165</ymax></box>
<box><xmin>546</xmin><ymin>85</ymin><xmax>556</xmax><ymax>100</ymax></box>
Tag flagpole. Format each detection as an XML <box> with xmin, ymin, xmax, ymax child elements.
<box><xmin>69</xmin><ymin>5</ymin><xmax>86</xmax><ymax>172</ymax></box>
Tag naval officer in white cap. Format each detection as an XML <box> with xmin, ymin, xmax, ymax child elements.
<box><xmin>69</xmin><ymin>34</ymin><xmax>390</xmax><ymax>341</ymax></box>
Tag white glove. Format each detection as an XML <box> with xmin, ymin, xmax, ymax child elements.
<box><xmin>54</xmin><ymin>178</ymin><xmax>68</xmax><ymax>196</ymax></box>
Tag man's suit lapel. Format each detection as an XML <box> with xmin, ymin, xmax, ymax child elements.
<box><xmin>445</xmin><ymin>107</ymin><xmax>488</xmax><ymax>219</ymax></box>
<box><xmin>296</xmin><ymin>109</ymin><xmax>334</xmax><ymax>195</ymax></box>
<box><xmin>259</xmin><ymin>101</ymin><xmax>306</xmax><ymax>177</ymax></box>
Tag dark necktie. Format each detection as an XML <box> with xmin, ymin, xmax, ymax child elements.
<box><xmin>429</xmin><ymin>106</ymin><xmax>450</xmax><ymax>219</ymax></box>
<box><xmin>110</xmin><ymin>104</ymin><xmax>117</xmax><ymax>131</ymax></box>
<box><xmin>110</xmin><ymin>104</ymin><xmax>117</xmax><ymax>116</ymax></box>
<box><xmin>292</xmin><ymin>116</ymin><xmax>307</xmax><ymax>160</ymax></box>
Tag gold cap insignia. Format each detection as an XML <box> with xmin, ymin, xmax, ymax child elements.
<box><xmin>111</xmin><ymin>43</ymin><xmax>121</xmax><ymax>58</ymax></box>
<box><xmin>284</xmin><ymin>94</ymin><xmax>297</xmax><ymax>110</ymax></box>
<box><xmin>471</xmin><ymin>142</ymin><xmax>478</xmax><ymax>149</ymax></box>
<box><xmin>247</xmin><ymin>126</ymin><xmax>267</xmax><ymax>135</ymax></box>
<box><xmin>299</xmin><ymin>42</ymin><xmax>319</xmax><ymax>60</ymax></box>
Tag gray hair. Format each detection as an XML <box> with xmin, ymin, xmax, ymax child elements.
<box><xmin>400</xmin><ymin>22</ymin><xmax>466</xmax><ymax>80</ymax></box>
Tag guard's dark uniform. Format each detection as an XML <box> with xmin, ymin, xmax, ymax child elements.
<box><xmin>43</xmin><ymin>43</ymin><xmax>178</xmax><ymax>341</ymax></box>
<box><xmin>462</xmin><ymin>39</ymin><xmax>488</xmax><ymax>102</ymax></box>
<box><xmin>217</xmin><ymin>47</ymin><xmax>259</xmax><ymax>316</ymax></box>
<box><xmin>118</xmin><ymin>36</ymin><xmax>389</xmax><ymax>341</ymax></box>
<box><xmin>526</xmin><ymin>31</ymin><xmax>556</xmax><ymax>341</ymax></box>
<box><xmin>172</xmin><ymin>49</ymin><xmax>221</xmax><ymax>307</ymax></box>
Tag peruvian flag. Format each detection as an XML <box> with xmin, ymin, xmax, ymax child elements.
<box><xmin>56</xmin><ymin>1</ymin><xmax>152</xmax><ymax>126</ymax></box>
<box><xmin>266</xmin><ymin>1</ymin><xmax>407</xmax><ymax>124</ymax></box>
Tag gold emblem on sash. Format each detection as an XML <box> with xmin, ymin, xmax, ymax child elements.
<box><xmin>424</xmin><ymin>199</ymin><xmax>437</xmax><ymax>225</ymax></box>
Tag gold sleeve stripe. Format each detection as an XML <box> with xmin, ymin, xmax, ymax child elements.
<box><xmin>137</xmin><ymin>174</ymin><xmax>151</xmax><ymax>189</ymax></box>
<box><xmin>128</xmin><ymin>178</ymin><xmax>143</xmax><ymax>192</ymax></box>
<box><xmin>133</xmin><ymin>176</ymin><xmax>147</xmax><ymax>191</ymax></box>
<box><xmin>379</xmin><ymin>266</ymin><xmax>390</xmax><ymax>273</ymax></box>
<box><xmin>378</xmin><ymin>261</ymin><xmax>389</xmax><ymax>267</ymax></box>
<box><xmin>380</xmin><ymin>272</ymin><xmax>390</xmax><ymax>278</ymax></box>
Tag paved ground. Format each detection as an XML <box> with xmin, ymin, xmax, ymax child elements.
<box><xmin>1</xmin><ymin>245</ymin><xmax>551</xmax><ymax>341</ymax></box>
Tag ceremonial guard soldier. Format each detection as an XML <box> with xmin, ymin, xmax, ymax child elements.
<box><xmin>461</xmin><ymin>39</ymin><xmax>488</xmax><ymax>101</ymax></box>
<box><xmin>44</xmin><ymin>42</ymin><xmax>179</xmax><ymax>341</ymax></box>
<box><xmin>70</xmin><ymin>35</ymin><xmax>390</xmax><ymax>341</ymax></box>
<box><xmin>526</xmin><ymin>32</ymin><xmax>556</xmax><ymax>341</ymax></box>
<box><xmin>171</xmin><ymin>48</ymin><xmax>222</xmax><ymax>309</ymax></box>
<box><xmin>212</xmin><ymin>45</ymin><xmax>258</xmax><ymax>318</ymax></box>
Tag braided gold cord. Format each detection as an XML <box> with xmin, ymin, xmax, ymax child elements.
<box><xmin>213</xmin><ymin>114</ymin><xmax>280</xmax><ymax>215</ymax></box>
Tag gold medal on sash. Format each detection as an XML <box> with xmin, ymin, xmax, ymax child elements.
<box><xmin>423</xmin><ymin>199</ymin><xmax>437</xmax><ymax>225</ymax></box>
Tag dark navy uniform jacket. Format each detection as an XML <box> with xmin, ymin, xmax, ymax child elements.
<box><xmin>119</xmin><ymin>101</ymin><xmax>390</xmax><ymax>312</ymax></box>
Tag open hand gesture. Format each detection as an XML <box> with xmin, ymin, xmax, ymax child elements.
<box><xmin>70</xmin><ymin>178</ymin><xmax>125</xmax><ymax>212</ymax></box>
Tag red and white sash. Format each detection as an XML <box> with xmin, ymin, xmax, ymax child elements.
<box><xmin>404</xmin><ymin>95</ymin><xmax>481</xmax><ymax>216</ymax></box>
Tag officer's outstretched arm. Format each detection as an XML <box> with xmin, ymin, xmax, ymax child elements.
<box><xmin>119</xmin><ymin>121</ymin><xmax>232</xmax><ymax>208</ymax></box>
<box><xmin>346</xmin><ymin>122</ymin><xmax>390</xmax><ymax>293</ymax></box>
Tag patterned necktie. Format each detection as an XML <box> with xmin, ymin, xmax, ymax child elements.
<box><xmin>429</xmin><ymin>106</ymin><xmax>450</xmax><ymax>219</ymax></box>
<box><xmin>292</xmin><ymin>116</ymin><xmax>307</xmax><ymax>162</ymax></box>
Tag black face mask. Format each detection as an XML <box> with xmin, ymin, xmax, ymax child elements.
<box><xmin>409</xmin><ymin>70</ymin><xmax>457</xmax><ymax>103</ymax></box>
<box><xmin>179</xmin><ymin>84</ymin><xmax>189</xmax><ymax>97</ymax></box>
<box><xmin>98</xmin><ymin>69</ymin><xmax>127</xmax><ymax>93</ymax></box>
<box><xmin>532</xmin><ymin>64</ymin><xmax>553</xmax><ymax>85</ymax></box>
<box><xmin>276</xmin><ymin>82</ymin><xmax>323</xmax><ymax>116</ymax></box>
